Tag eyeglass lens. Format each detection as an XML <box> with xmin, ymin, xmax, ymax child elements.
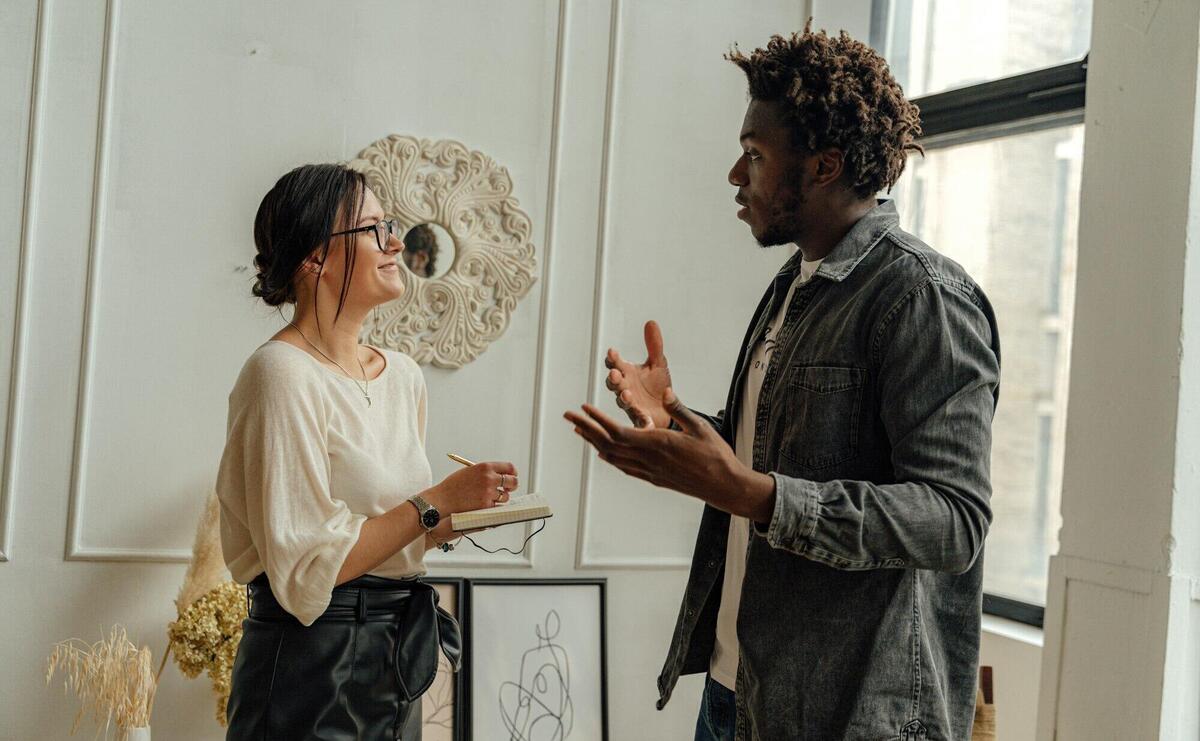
<box><xmin>374</xmin><ymin>220</ymin><xmax>400</xmax><ymax>251</ymax></box>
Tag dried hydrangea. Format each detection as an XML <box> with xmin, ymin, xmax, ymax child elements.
<box><xmin>167</xmin><ymin>581</ymin><xmax>246</xmax><ymax>726</ymax></box>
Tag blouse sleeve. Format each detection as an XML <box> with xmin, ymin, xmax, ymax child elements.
<box><xmin>217</xmin><ymin>363</ymin><xmax>365</xmax><ymax>625</ymax></box>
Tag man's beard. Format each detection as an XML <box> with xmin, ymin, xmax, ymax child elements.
<box><xmin>754</xmin><ymin>181</ymin><xmax>806</xmax><ymax>248</ymax></box>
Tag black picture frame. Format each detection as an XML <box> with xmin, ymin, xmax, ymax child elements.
<box><xmin>464</xmin><ymin>578</ymin><xmax>609</xmax><ymax>741</ymax></box>
<box><xmin>422</xmin><ymin>576</ymin><xmax>469</xmax><ymax>741</ymax></box>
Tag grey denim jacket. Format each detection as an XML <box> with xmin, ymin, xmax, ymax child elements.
<box><xmin>656</xmin><ymin>201</ymin><xmax>1001</xmax><ymax>740</ymax></box>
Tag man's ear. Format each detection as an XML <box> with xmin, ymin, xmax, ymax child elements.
<box><xmin>812</xmin><ymin>148</ymin><xmax>846</xmax><ymax>188</ymax></box>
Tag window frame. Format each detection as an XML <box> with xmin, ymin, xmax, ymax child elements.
<box><xmin>871</xmin><ymin>1</ymin><xmax>1089</xmax><ymax>629</ymax></box>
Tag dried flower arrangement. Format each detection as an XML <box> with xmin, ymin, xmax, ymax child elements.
<box><xmin>45</xmin><ymin>492</ymin><xmax>246</xmax><ymax>736</ymax></box>
<box><xmin>166</xmin><ymin>491</ymin><xmax>246</xmax><ymax>726</ymax></box>
<box><xmin>45</xmin><ymin>625</ymin><xmax>157</xmax><ymax>738</ymax></box>
<box><xmin>167</xmin><ymin>581</ymin><xmax>246</xmax><ymax>724</ymax></box>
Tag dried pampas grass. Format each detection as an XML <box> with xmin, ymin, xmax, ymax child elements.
<box><xmin>176</xmin><ymin>490</ymin><xmax>229</xmax><ymax>612</ymax></box>
<box><xmin>46</xmin><ymin>626</ymin><xmax>156</xmax><ymax>736</ymax></box>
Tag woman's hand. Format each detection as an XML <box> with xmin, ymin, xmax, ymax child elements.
<box><xmin>429</xmin><ymin>461</ymin><xmax>519</xmax><ymax>512</ymax></box>
<box><xmin>423</xmin><ymin>461</ymin><xmax>518</xmax><ymax>546</ymax></box>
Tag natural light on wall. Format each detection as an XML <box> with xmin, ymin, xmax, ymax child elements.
<box><xmin>873</xmin><ymin>0</ymin><xmax>1092</xmax><ymax>607</ymax></box>
<box><xmin>874</xmin><ymin>0</ymin><xmax>1092</xmax><ymax>99</ymax></box>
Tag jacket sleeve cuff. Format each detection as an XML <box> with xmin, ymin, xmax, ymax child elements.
<box><xmin>754</xmin><ymin>472</ymin><xmax>821</xmax><ymax>553</ymax></box>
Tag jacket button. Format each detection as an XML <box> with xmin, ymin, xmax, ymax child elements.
<box><xmin>707</xmin><ymin>560</ymin><xmax>716</xmax><ymax>568</ymax></box>
<box><xmin>686</xmin><ymin>608</ymin><xmax>695</xmax><ymax>617</ymax></box>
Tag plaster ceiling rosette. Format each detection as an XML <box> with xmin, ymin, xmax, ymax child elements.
<box><xmin>350</xmin><ymin>134</ymin><xmax>537</xmax><ymax>368</ymax></box>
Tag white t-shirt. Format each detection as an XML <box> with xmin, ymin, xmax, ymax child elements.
<box><xmin>216</xmin><ymin>340</ymin><xmax>434</xmax><ymax>626</ymax></box>
<box><xmin>709</xmin><ymin>257</ymin><xmax>823</xmax><ymax>690</ymax></box>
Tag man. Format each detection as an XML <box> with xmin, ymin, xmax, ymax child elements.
<box><xmin>564</xmin><ymin>25</ymin><xmax>1000</xmax><ymax>741</ymax></box>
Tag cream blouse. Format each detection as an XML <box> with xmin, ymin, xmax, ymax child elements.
<box><xmin>216</xmin><ymin>340</ymin><xmax>433</xmax><ymax>625</ymax></box>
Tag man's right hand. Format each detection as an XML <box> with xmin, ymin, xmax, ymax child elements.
<box><xmin>605</xmin><ymin>320</ymin><xmax>673</xmax><ymax>429</ymax></box>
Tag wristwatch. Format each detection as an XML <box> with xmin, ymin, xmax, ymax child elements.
<box><xmin>407</xmin><ymin>494</ymin><xmax>441</xmax><ymax>531</ymax></box>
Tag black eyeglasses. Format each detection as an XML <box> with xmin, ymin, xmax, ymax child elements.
<box><xmin>330</xmin><ymin>219</ymin><xmax>402</xmax><ymax>252</ymax></box>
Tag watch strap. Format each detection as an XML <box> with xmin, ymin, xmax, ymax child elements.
<box><xmin>407</xmin><ymin>494</ymin><xmax>438</xmax><ymax>531</ymax></box>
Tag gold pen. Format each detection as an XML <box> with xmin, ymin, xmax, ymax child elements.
<box><xmin>447</xmin><ymin>453</ymin><xmax>475</xmax><ymax>467</ymax></box>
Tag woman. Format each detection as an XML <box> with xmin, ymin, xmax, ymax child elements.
<box><xmin>217</xmin><ymin>163</ymin><xmax>517</xmax><ymax>739</ymax></box>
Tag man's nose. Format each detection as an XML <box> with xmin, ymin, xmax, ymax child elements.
<box><xmin>729</xmin><ymin>158</ymin><xmax>747</xmax><ymax>186</ymax></box>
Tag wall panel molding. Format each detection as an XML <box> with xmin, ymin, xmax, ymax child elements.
<box><xmin>572</xmin><ymin>0</ymin><xmax>620</xmax><ymax>569</ymax></box>
<box><xmin>1</xmin><ymin>0</ymin><xmax>49</xmax><ymax>563</ymax></box>
<box><xmin>572</xmin><ymin>0</ymin><xmax>693</xmax><ymax>570</ymax></box>
<box><xmin>434</xmin><ymin>0</ymin><xmax>569</xmax><ymax>571</ymax></box>
<box><xmin>571</xmin><ymin>0</ymin><xmax>690</xmax><ymax>571</ymax></box>
<box><xmin>65</xmin><ymin>0</ymin><xmax>568</xmax><ymax>566</ymax></box>
<box><xmin>63</xmin><ymin>0</ymin><xmax>147</xmax><ymax>561</ymax></box>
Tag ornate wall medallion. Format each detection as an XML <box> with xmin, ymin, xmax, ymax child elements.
<box><xmin>350</xmin><ymin>135</ymin><xmax>537</xmax><ymax>368</ymax></box>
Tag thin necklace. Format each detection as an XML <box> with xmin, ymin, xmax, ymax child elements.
<box><xmin>287</xmin><ymin>321</ymin><xmax>371</xmax><ymax>407</ymax></box>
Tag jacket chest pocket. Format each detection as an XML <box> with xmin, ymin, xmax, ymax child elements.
<box><xmin>778</xmin><ymin>365</ymin><xmax>866</xmax><ymax>474</ymax></box>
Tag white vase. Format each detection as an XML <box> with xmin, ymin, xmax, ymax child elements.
<box><xmin>120</xmin><ymin>726</ymin><xmax>151</xmax><ymax>741</ymax></box>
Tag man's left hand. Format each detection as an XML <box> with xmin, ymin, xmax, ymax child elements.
<box><xmin>563</xmin><ymin>388</ymin><xmax>776</xmax><ymax>522</ymax></box>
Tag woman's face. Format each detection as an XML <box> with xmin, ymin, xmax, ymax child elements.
<box><xmin>306</xmin><ymin>186</ymin><xmax>406</xmax><ymax>311</ymax></box>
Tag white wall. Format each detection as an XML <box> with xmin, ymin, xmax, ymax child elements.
<box><xmin>0</xmin><ymin>1</ymin><xmax>810</xmax><ymax>739</ymax></box>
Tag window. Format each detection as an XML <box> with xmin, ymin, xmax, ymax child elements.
<box><xmin>871</xmin><ymin>0</ymin><xmax>1092</xmax><ymax>98</ymax></box>
<box><xmin>872</xmin><ymin>0</ymin><xmax>1092</xmax><ymax>626</ymax></box>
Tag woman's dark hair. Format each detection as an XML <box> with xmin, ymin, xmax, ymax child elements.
<box><xmin>402</xmin><ymin>223</ymin><xmax>439</xmax><ymax>278</ymax></box>
<box><xmin>252</xmin><ymin>163</ymin><xmax>367</xmax><ymax>329</ymax></box>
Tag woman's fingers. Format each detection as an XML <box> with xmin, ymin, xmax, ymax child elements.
<box><xmin>477</xmin><ymin>461</ymin><xmax>519</xmax><ymax>476</ymax></box>
<box><xmin>493</xmin><ymin>473</ymin><xmax>519</xmax><ymax>491</ymax></box>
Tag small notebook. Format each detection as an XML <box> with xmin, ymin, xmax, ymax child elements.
<box><xmin>450</xmin><ymin>494</ymin><xmax>553</xmax><ymax>531</ymax></box>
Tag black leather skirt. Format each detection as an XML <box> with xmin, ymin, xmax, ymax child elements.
<box><xmin>225</xmin><ymin>573</ymin><xmax>462</xmax><ymax>741</ymax></box>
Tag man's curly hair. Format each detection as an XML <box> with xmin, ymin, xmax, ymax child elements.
<box><xmin>726</xmin><ymin>22</ymin><xmax>923</xmax><ymax>199</ymax></box>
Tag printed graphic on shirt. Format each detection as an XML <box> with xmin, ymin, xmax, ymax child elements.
<box><xmin>754</xmin><ymin>322</ymin><xmax>783</xmax><ymax>370</ymax></box>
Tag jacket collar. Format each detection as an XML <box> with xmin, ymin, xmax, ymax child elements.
<box><xmin>777</xmin><ymin>199</ymin><xmax>899</xmax><ymax>283</ymax></box>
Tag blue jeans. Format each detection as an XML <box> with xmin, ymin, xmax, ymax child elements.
<box><xmin>694</xmin><ymin>675</ymin><xmax>736</xmax><ymax>741</ymax></box>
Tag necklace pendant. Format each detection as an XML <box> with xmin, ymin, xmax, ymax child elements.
<box><xmin>366</xmin><ymin>395</ymin><xmax>372</xmax><ymax>407</ymax></box>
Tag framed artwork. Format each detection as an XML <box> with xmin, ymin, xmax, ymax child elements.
<box><xmin>466</xmin><ymin>579</ymin><xmax>608</xmax><ymax>741</ymax></box>
<box><xmin>423</xmin><ymin>577</ymin><xmax>468</xmax><ymax>741</ymax></box>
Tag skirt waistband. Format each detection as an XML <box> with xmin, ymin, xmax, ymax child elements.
<box><xmin>248</xmin><ymin>574</ymin><xmax>424</xmax><ymax>622</ymax></box>
<box><xmin>246</xmin><ymin>573</ymin><xmax>462</xmax><ymax>702</ymax></box>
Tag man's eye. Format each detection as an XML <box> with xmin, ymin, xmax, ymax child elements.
<box><xmin>745</xmin><ymin>151</ymin><xmax>761</xmax><ymax>162</ymax></box>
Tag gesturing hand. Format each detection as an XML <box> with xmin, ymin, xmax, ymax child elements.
<box><xmin>605</xmin><ymin>321</ymin><xmax>673</xmax><ymax>429</ymax></box>
<box><xmin>564</xmin><ymin>388</ymin><xmax>777</xmax><ymax>522</ymax></box>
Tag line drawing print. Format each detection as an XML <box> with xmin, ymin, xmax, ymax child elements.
<box><xmin>497</xmin><ymin>609</ymin><xmax>574</xmax><ymax>740</ymax></box>
<box><xmin>423</xmin><ymin>654</ymin><xmax>454</xmax><ymax>732</ymax></box>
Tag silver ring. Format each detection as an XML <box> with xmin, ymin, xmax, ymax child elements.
<box><xmin>500</xmin><ymin>473</ymin><xmax>509</xmax><ymax>489</ymax></box>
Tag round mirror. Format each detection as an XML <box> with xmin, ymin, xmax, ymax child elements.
<box><xmin>401</xmin><ymin>223</ymin><xmax>455</xmax><ymax>280</ymax></box>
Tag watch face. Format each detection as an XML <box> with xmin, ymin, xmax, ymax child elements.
<box><xmin>421</xmin><ymin>508</ymin><xmax>440</xmax><ymax>529</ymax></box>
